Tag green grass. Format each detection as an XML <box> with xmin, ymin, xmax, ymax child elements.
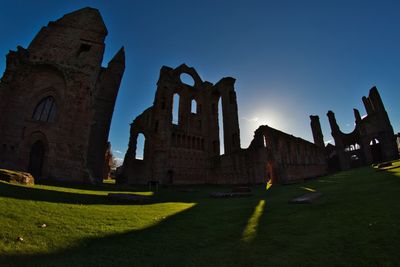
<box><xmin>1</xmin><ymin>162</ymin><xmax>400</xmax><ymax>266</ymax></box>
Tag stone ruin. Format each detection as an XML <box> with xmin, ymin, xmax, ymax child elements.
<box><xmin>320</xmin><ymin>87</ymin><xmax>398</xmax><ymax>170</ymax></box>
<box><xmin>0</xmin><ymin>7</ymin><xmax>397</xmax><ymax>185</ymax></box>
<box><xmin>118</xmin><ymin>65</ymin><xmax>327</xmax><ymax>184</ymax></box>
<box><xmin>0</xmin><ymin>7</ymin><xmax>125</xmax><ymax>183</ymax></box>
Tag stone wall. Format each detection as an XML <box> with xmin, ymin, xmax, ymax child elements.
<box><xmin>119</xmin><ymin>65</ymin><xmax>327</xmax><ymax>185</ymax></box>
<box><xmin>0</xmin><ymin>8</ymin><xmax>125</xmax><ymax>183</ymax></box>
<box><xmin>248</xmin><ymin>125</ymin><xmax>327</xmax><ymax>184</ymax></box>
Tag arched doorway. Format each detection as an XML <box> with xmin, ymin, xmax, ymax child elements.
<box><xmin>370</xmin><ymin>138</ymin><xmax>382</xmax><ymax>164</ymax></box>
<box><xmin>28</xmin><ymin>140</ymin><xmax>45</xmax><ymax>179</ymax></box>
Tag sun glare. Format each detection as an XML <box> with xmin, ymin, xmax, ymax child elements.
<box><xmin>240</xmin><ymin>109</ymin><xmax>287</xmax><ymax>148</ymax></box>
<box><xmin>266</xmin><ymin>179</ymin><xmax>273</xmax><ymax>190</ymax></box>
<box><xmin>242</xmin><ymin>200</ymin><xmax>266</xmax><ymax>242</ymax></box>
<box><xmin>300</xmin><ymin>187</ymin><xmax>317</xmax><ymax>192</ymax></box>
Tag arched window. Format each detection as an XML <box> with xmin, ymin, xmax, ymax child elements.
<box><xmin>135</xmin><ymin>133</ymin><xmax>146</xmax><ymax>160</ymax></box>
<box><xmin>191</xmin><ymin>99</ymin><xmax>197</xmax><ymax>114</ymax></box>
<box><xmin>369</xmin><ymin>139</ymin><xmax>380</xmax><ymax>145</ymax></box>
<box><xmin>32</xmin><ymin>96</ymin><xmax>56</xmax><ymax>122</ymax></box>
<box><xmin>218</xmin><ymin>98</ymin><xmax>224</xmax><ymax>155</ymax></box>
<box><xmin>172</xmin><ymin>93</ymin><xmax>180</xmax><ymax>125</ymax></box>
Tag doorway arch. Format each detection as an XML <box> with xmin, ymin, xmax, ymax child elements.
<box><xmin>28</xmin><ymin>140</ymin><xmax>45</xmax><ymax>179</ymax></box>
<box><xmin>370</xmin><ymin>138</ymin><xmax>382</xmax><ymax>163</ymax></box>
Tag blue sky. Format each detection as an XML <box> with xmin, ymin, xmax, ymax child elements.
<box><xmin>1</xmin><ymin>0</ymin><xmax>399</xmax><ymax>163</ymax></box>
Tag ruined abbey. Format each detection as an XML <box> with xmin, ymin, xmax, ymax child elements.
<box><xmin>118</xmin><ymin>65</ymin><xmax>327</xmax><ymax>184</ymax></box>
<box><xmin>0</xmin><ymin>7</ymin><xmax>398</xmax><ymax>184</ymax></box>
<box><xmin>0</xmin><ymin>8</ymin><xmax>125</xmax><ymax>183</ymax></box>
<box><xmin>324</xmin><ymin>87</ymin><xmax>398</xmax><ymax>170</ymax></box>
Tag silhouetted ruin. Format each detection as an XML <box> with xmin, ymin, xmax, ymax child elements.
<box><xmin>320</xmin><ymin>87</ymin><xmax>398</xmax><ymax>170</ymax></box>
<box><xmin>0</xmin><ymin>8</ymin><xmax>125</xmax><ymax>183</ymax></box>
<box><xmin>0</xmin><ymin>7</ymin><xmax>398</xmax><ymax>185</ymax></box>
<box><xmin>119</xmin><ymin>65</ymin><xmax>327</xmax><ymax>184</ymax></box>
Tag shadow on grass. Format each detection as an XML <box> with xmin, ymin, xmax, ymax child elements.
<box><xmin>0</xmin><ymin>181</ymin><xmax>173</xmax><ymax>205</ymax></box>
<box><xmin>2</xmin><ymin>166</ymin><xmax>400</xmax><ymax>266</ymax></box>
<box><xmin>0</xmin><ymin>180</ymin><xmax>254</xmax><ymax>206</ymax></box>
<box><xmin>0</xmin><ymin>190</ymin><xmax>268</xmax><ymax>266</ymax></box>
<box><xmin>37</xmin><ymin>179</ymin><xmax>137</xmax><ymax>192</ymax></box>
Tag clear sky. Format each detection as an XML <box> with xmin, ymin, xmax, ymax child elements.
<box><xmin>1</xmin><ymin>0</ymin><xmax>399</xmax><ymax>164</ymax></box>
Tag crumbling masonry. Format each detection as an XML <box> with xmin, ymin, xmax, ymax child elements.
<box><xmin>2</xmin><ymin>8</ymin><xmax>395</xmax><ymax>185</ymax></box>
<box><xmin>119</xmin><ymin>65</ymin><xmax>327</xmax><ymax>184</ymax></box>
<box><xmin>0</xmin><ymin>8</ymin><xmax>125</xmax><ymax>182</ymax></box>
<box><xmin>319</xmin><ymin>87</ymin><xmax>398</xmax><ymax>170</ymax></box>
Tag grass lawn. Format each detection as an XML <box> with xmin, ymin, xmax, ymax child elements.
<box><xmin>1</xmin><ymin>162</ymin><xmax>400</xmax><ymax>266</ymax></box>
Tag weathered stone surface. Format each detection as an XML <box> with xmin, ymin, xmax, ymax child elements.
<box><xmin>249</xmin><ymin>125</ymin><xmax>327</xmax><ymax>184</ymax></box>
<box><xmin>108</xmin><ymin>193</ymin><xmax>151</xmax><ymax>204</ymax></box>
<box><xmin>290</xmin><ymin>192</ymin><xmax>323</xmax><ymax>204</ymax></box>
<box><xmin>0</xmin><ymin>8</ymin><xmax>125</xmax><ymax>183</ymax></box>
<box><xmin>0</xmin><ymin>169</ymin><xmax>34</xmax><ymax>185</ymax></box>
<box><xmin>103</xmin><ymin>142</ymin><xmax>113</xmax><ymax>180</ymax></box>
<box><xmin>396</xmin><ymin>133</ymin><xmax>400</xmax><ymax>154</ymax></box>
<box><xmin>321</xmin><ymin>87</ymin><xmax>398</xmax><ymax>171</ymax></box>
<box><xmin>118</xmin><ymin>65</ymin><xmax>327</xmax><ymax>185</ymax></box>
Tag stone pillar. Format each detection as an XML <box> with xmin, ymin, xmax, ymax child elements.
<box><xmin>362</xmin><ymin>96</ymin><xmax>374</xmax><ymax>115</ymax></box>
<box><xmin>310</xmin><ymin>115</ymin><xmax>324</xmax><ymax>148</ymax></box>
<box><xmin>216</xmin><ymin>77</ymin><xmax>241</xmax><ymax>154</ymax></box>
<box><xmin>327</xmin><ymin>111</ymin><xmax>349</xmax><ymax>170</ymax></box>
<box><xmin>353</xmin><ymin>109</ymin><xmax>361</xmax><ymax>124</ymax></box>
<box><xmin>369</xmin><ymin>87</ymin><xmax>385</xmax><ymax>112</ymax></box>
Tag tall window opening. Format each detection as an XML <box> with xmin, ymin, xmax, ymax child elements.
<box><xmin>135</xmin><ymin>133</ymin><xmax>145</xmax><ymax>160</ymax></box>
<box><xmin>191</xmin><ymin>99</ymin><xmax>197</xmax><ymax>114</ymax></box>
<box><xmin>218</xmin><ymin>98</ymin><xmax>224</xmax><ymax>155</ymax></box>
<box><xmin>172</xmin><ymin>93</ymin><xmax>180</xmax><ymax>125</ymax></box>
<box><xmin>32</xmin><ymin>96</ymin><xmax>57</xmax><ymax>122</ymax></box>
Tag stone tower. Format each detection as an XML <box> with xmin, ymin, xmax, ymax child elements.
<box><xmin>0</xmin><ymin>7</ymin><xmax>125</xmax><ymax>183</ymax></box>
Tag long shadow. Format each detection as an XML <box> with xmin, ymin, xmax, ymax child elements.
<box><xmin>37</xmin><ymin>179</ymin><xmax>142</xmax><ymax>192</ymax></box>
<box><xmin>0</xmin><ymin>180</ymin><xmax>249</xmax><ymax>206</ymax></box>
<box><xmin>2</xmin><ymin>166</ymin><xmax>400</xmax><ymax>266</ymax></box>
<box><xmin>0</xmin><ymin>181</ymin><xmax>166</xmax><ymax>205</ymax></box>
<box><xmin>249</xmin><ymin>166</ymin><xmax>400</xmax><ymax>266</ymax></box>
<box><xmin>0</xmin><ymin>188</ymin><xmax>267</xmax><ymax>267</ymax></box>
